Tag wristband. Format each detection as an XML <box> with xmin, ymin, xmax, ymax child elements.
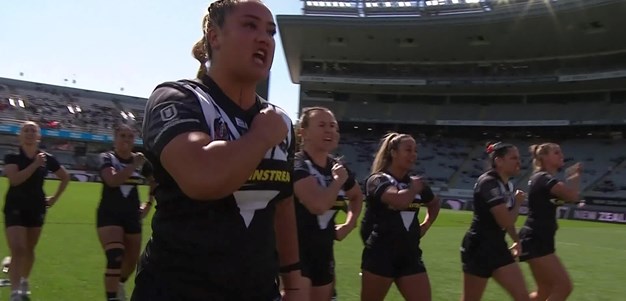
<box><xmin>279</xmin><ymin>262</ymin><xmax>301</xmax><ymax>273</ymax></box>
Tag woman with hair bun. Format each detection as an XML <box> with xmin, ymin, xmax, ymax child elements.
<box><xmin>519</xmin><ymin>143</ymin><xmax>582</xmax><ymax>301</ymax></box>
<box><xmin>460</xmin><ymin>142</ymin><xmax>529</xmax><ymax>301</ymax></box>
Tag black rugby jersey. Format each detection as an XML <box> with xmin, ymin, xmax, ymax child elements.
<box><xmin>468</xmin><ymin>170</ymin><xmax>516</xmax><ymax>237</ymax></box>
<box><xmin>99</xmin><ymin>151</ymin><xmax>153</xmax><ymax>212</ymax></box>
<box><xmin>293</xmin><ymin>151</ymin><xmax>356</xmax><ymax>247</ymax></box>
<box><xmin>4</xmin><ymin>148</ymin><xmax>61</xmax><ymax>210</ymax></box>
<box><xmin>524</xmin><ymin>171</ymin><xmax>560</xmax><ymax>231</ymax></box>
<box><xmin>362</xmin><ymin>172</ymin><xmax>434</xmax><ymax>242</ymax></box>
<box><xmin>140</xmin><ymin>74</ymin><xmax>295</xmax><ymax>295</ymax></box>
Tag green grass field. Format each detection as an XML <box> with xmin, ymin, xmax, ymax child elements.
<box><xmin>1</xmin><ymin>179</ymin><xmax>625</xmax><ymax>301</ymax></box>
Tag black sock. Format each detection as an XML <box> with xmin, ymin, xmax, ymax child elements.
<box><xmin>106</xmin><ymin>291</ymin><xmax>119</xmax><ymax>301</ymax></box>
<box><xmin>120</xmin><ymin>276</ymin><xmax>128</xmax><ymax>283</ymax></box>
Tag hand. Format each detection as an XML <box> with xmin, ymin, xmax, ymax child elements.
<box><xmin>45</xmin><ymin>196</ymin><xmax>58</xmax><ymax>208</ymax></box>
<box><xmin>250</xmin><ymin>107</ymin><xmax>288</xmax><ymax>149</ymax></box>
<box><xmin>566</xmin><ymin>162</ymin><xmax>583</xmax><ymax>177</ymax></box>
<box><xmin>331</xmin><ymin>163</ymin><xmax>348</xmax><ymax>185</ymax></box>
<box><xmin>281</xmin><ymin>289</ymin><xmax>309</xmax><ymax>301</ymax></box>
<box><xmin>139</xmin><ymin>203</ymin><xmax>152</xmax><ymax>219</ymax></box>
<box><xmin>409</xmin><ymin>176</ymin><xmax>424</xmax><ymax>194</ymax></box>
<box><xmin>334</xmin><ymin>223</ymin><xmax>355</xmax><ymax>241</ymax></box>
<box><xmin>34</xmin><ymin>152</ymin><xmax>46</xmax><ymax>167</ymax></box>
<box><xmin>509</xmin><ymin>241</ymin><xmax>522</xmax><ymax>258</ymax></box>
<box><xmin>280</xmin><ymin>271</ymin><xmax>310</xmax><ymax>301</ymax></box>
<box><xmin>419</xmin><ymin>220</ymin><xmax>432</xmax><ymax>238</ymax></box>
<box><xmin>514</xmin><ymin>190</ymin><xmax>526</xmax><ymax>204</ymax></box>
<box><xmin>132</xmin><ymin>152</ymin><xmax>146</xmax><ymax>168</ymax></box>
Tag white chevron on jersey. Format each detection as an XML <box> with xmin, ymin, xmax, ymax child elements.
<box><xmin>105</xmin><ymin>153</ymin><xmax>141</xmax><ymax>198</ymax></box>
<box><xmin>120</xmin><ymin>185</ymin><xmax>133</xmax><ymax>198</ymax></box>
<box><xmin>400</xmin><ymin>211</ymin><xmax>415</xmax><ymax>231</ymax></box>
<box><xmin>183</xmin><ymin>83</ymin><xmax>293</xmax><ymax>228</ymax></box>
<box><xmin>233</xmin><ymin>190</ymin><xmax>279</xmax><ymax>227</ymax></box>
<box><xmin>304</xmin><ymin>159</ymin><xmax>345</xmax><ymax>230</ymax></box>
<box><xmin>379</xmin><ymin>172</ymin><xmax>423</xmax><ymax>231</ymax></box>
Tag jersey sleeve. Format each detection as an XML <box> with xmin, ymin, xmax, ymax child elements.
<box><xmin>476</xmin><ymin>177</ymin><xmax>505</xmax><ymax>209</ymax></box>
<box><xmin>366</xmin><ymin>173</ymin><xmax>393</xmax><ymax>201</ymax></box>
<box><xmin>342</xmin><ymin>165</ymin><xmax>357</xmax><ymax>192</ymax></box>
<box><xmin>142</xmin><ymin>83</ymin><xmax>208</xmax><ymax>157</ymax></box>
<box><xmin>293</xmin><ymin>153</ymin><xmax>311</xmax><ymax>183</ymax></box>
<box><xmin>3</xmin><ymin>154</ymin><xmax>18</xmax><ymax>165</ymax></box>
<box><xmin>99</xmin><ymin>152</ymin><xmax>113</xmax><ymax>171</ymax></box>
<box><xmin>141</xmin><ymin>160</ymin><xmax>154</xmax><ymax>178</ymax></box>
<box><xmin>45</xmin><ymin>153</ymin><xmax>61</xmax><ymax>173</ymax></box>
<box><xmin>538</xmin><ymin>172</ymin><xmax>559</xmax><ymax>193</ymax></box>
<box><xmin>285</xmin><ymin>123</ymin><xmax>296</xmax><ymax>197</ymax></box>
<box><xmin>418</xmin><ymin>185</ymin><xmax>435</xmax><ymax>203</ymax></box>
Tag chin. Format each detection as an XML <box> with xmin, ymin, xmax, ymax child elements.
<box><xmin>250</xmin><ymin>67</ymin><xmax>269</xmax><ymax>80</ymax></box>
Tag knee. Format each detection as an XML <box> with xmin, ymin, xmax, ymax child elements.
<box><xmin>9</xmin><ymin>244</ymin><xmax>28</xmax><ymax>257</ymax></box>
<box><xmin>554</xmin><ymin>279</ymin><xmax>573</xmax><ymax>297</ymax></box>
<box><xmin>105</xmin><ymin>247</ymin><xmax>125</xmax><ymax>269</ymax></box>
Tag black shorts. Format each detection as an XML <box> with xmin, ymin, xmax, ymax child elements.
<box><xmin>519</xmin><ymin>226</ymin><xmax>556</xmax><ymax>262</ymax></box>
<box><xmin>361</xmin><ymin>241</ymin><xmax>426</xmax><ymax>278</ymax></box>
<box><xmin>97</xmin><ymin>207</ymin><xmax>141</xmax><ymax>234</ymax></box>
<box><xmin>301</xmin><ymin>243</ymin><xmax>335</xmax><ymax>286</ymax></box>
<box><xmin>131</xmin><ymin>265</ymin><xmax>281</xmax><ymax>301</ymax></box>
<box><xmin>4</xmin><ymin>207</ymin><xmax>46</xmax><ymax>228</ymax></box>
<box><xmin>461</xmin><ymin>232</ymin><xmax>515</xmax><ymax>278</ymax></box>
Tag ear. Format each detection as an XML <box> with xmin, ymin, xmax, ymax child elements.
<box><xmin>296</xmin><ymin>126</ymin><xmax>306</xmax><ymax>140</ymax></box>
<box><xmin>494</xmin><ymin>156</ymin><xmax>503</xmax><ymax>167</ymax></box>
<box><xmin>390</xmin><ymin>149</ymin><xmax>397</xmax><ymax>159</ymax></box>
<box><xmin>207</xmin><ymin>27</ymin><xmax>221</xmax><ymax>53</ymax></box>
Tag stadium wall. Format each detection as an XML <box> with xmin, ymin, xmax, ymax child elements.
<box><xmin>0</xmin><ymin>124</ymin><xmax>142</xmax><ymax>145</ymax></box>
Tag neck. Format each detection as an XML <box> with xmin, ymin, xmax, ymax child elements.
<box><xmin>207</xmin><ymin>67</ymin><xmax>257</xmax><ymax>110</ymax></box>
<box><xmin>495</xmin><ymin>169</ymin><xmax>510</xmax><ymax>183</ymax></box>
<box><xmin>387</xmin><ymin>164</ymin><xmax>409</xmax><ymax>180</ymax></box>
<box><xmin>115</xmin><ymin>150</ymin><xmax>132</xmax><ymax>159</ymax></box>
<box><xmin>303</xmin><ymin>147</ymin><xmax>329</xmax><ymax>167</ymax></box>
<box><xmin>21</xmin><ymin>144</ymin><xmax>38</xmax><ymax>156</ymax></box>
<box><xmin>542</xmin><ymin>166</ymin><xmax>558</xmax><ymax>175</ymax></box>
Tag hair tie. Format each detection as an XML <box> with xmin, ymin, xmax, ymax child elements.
<box><xmin>486</xmin><ymin>144</ymin><xmax>495</xmax><ymax>154</ymax></box>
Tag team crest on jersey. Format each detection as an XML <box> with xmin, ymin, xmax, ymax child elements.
<box><xmin>159</xmin><ymin>104</ymin><xmax>177</xmax><ymax>121</ymax></box>
<box><xmin>235</xmin><ymin>117</ymin><xmax>248</xmax><ymax>129</ymax></box>
<box><xmin>368</xmin><ymin>176</ymin><xmax>381</xmax><ymax>192</ymax></box>
<box><xmin>489</xmin><ymin>187</ymin><xmax>501</xmax><ymax>198</ymax></box>
<box><xmin>213</xmin><ymin>117</ymin><xmax>229</xmax><ymax>140</ymax></box>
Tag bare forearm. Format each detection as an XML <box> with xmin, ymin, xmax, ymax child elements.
<box><xmin>423</xmin><ymin>200</ymin><xmax>440</xmax><ymax>225</ymax></box>
<box><xmin>566</xmin><ymin>175</ymin><xmax>581</xmax><ymax>203</ymax></box>
<box><xmin>505</xmin><ymin>224</ymin><xmax>520</xmax><ymax>243</ymax></box>
<box><xmin>345</xmin><ymin>197</ymin><xmax>363</xmax><ymax>227</ymax></box>
<box><xmin>52</xmin><ymin>178</ymin><xmax>69</xmax><ymax>199</ymax></box>
<box><xmin>106</xmin><ymin>165</ymin><xmax>137</xmax><ymax>187</ymax></box>
<box><xmin>388</xmin><ymin>188</ymin><xmax>418</xmax><ymax>209</ymax></box>
<box><xmin>275</xmin><ymin>197</ymin><xmax>300</xmax><ymax>266</ymax></box>
<box><xmin>195</xmin><ymin>136</ymin><xmax>272</xmax><ymax>199</ymax></box>
<box><xmin>8</xmin><ymin>163</ymin><xmax>39</xmax><ymax>186</ymax></box>
<box><xmin>509</xmin><ymin>203</ymin><xmax>522</xmax><ymax>223</ymax></box>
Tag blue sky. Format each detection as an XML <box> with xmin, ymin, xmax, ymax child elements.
<box><xmin>0</xmin><ymin>0</ymin><xmax>303</xmax><ymax>119</ymax></box>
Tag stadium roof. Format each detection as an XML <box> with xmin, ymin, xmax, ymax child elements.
<box><xmin>278</xmin><ymin>0</ymin><xmax>626</xmax><ymax>84</ymax></box>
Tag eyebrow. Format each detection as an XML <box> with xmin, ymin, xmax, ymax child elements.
<box><xmin>243</xmin><ymin>14</ymin><xmax>276</xmax><ymax>27</ymax></box>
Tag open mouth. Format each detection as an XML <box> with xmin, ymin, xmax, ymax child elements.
<box><xmin>323</xmin><ymin>137</ymin><xmax>333</xmax><ymax>142</ymax></box>
<box><xmin>253</xmin><ymin>49</ymin><xmax>267</xmax><ymax>65</ymax></box>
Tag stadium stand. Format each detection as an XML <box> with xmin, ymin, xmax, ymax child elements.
<box><xmin>279</xmin><ymin>0</ymin><xmax>626</xmax><ymax>209</ymax></box>
<box><xmin>1</xmin><ymin>0</ymin><xmax>626</xmax><ymax>217</ymax></box>
<box><xmin>0</xmin><ymin>77</ymin><xmax>144</xmax><ymax>135</ymax></box>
